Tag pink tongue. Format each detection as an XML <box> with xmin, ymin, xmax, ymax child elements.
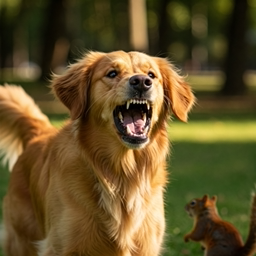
<box><xmin>123</xmin><ymin>113</ymin><xmax>145</xmax><ymax>134</ymax></box>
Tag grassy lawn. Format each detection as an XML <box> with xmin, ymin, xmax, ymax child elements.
<box><xmin>0</xmin><ymin>112</ymin><xmax>256</xmax><ymax>256</ymax></box>
<box><xmin>164</xmin><ymin>112</ymin><xmax>256</xmax><ymax>255</ymax></box>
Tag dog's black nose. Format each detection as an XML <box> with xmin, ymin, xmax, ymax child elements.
<box><xmin>129</xmin><ymin>75</ymin><xmax>152</xmax><ymax>92</ymax></box>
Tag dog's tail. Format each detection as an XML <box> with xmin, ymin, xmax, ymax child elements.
<box><xmin>0</xmin><ymin>84</ymin><xmax>53</xmax><ymax>171</ymax></box>
<box><xmin>240</xmin><ymin>191</ymin><xmax>256</xmax><ymax>256</ymax></box>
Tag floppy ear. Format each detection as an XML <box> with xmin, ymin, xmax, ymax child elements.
<box><xmin>51</xmin><ymin>51</ymin><xmax>105</xmax><ymax>120</ymax></box>
<box><xmin>156</xmin><ymin>58</ymin><xmax>195</xmax><ymax>122</ymax></box>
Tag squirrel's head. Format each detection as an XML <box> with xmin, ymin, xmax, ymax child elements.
<box><xmin>185</xmin><ymin>195</ymin><xmax>217</xmax><ymax>218</ymax></box>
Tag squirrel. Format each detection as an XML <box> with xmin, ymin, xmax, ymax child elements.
<box><xmin>184</xmin><ymin>194</ymin><xmax>256</xmax><ymax>256</ymax></box>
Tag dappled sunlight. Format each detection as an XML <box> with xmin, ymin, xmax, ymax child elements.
<box><xmin>51</xmin><ymin>116</ymin><xmax>256</xmax><ymax>143</ymax></box>
<box><xmin>169</xmin><ymin>120</ymin><xmax>256</xmax><ymax>142</ymax></box>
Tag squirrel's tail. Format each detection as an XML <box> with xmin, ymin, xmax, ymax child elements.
<box><xmin>240</xmin><ymin>192</ymin><xmax>256</xmax><ymax>256</ymax></box>
<box><xmin>0</xmin><ymin>84</ymin><xmax>53</xmax><ymax>171</ymax></box>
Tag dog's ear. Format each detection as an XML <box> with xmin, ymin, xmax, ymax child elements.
<box><xmin>156</xmin><ymin>57</ymin><xmax>195</xmax><ymax>122</ymax></box>
<box><xmin>51</xmin><ymin>52</ymin><xmax>105</xmax><ymax>120</ymax></box>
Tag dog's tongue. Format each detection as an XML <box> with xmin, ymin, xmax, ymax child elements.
<box><xmin>123</xmin><ymin>111</ymin><xmax>145</xmax><ymax>134</ymax></box>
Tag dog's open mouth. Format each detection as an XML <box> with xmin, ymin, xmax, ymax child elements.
<box><xmin>113</xmin><ymin>99</ymin><xmax>152</xmax><ymax>147</ymax></box>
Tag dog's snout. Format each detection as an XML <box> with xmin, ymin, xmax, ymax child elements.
<box><xmin>129</xmin><ymin>75</ymin><xmax>152</xmax><ymax>92</ymax></box>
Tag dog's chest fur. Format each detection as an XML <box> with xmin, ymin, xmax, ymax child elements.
<box><xmin>83</xmin><ymin>142</ymin><xmax>166</xmax><ymax>254</ymax></box>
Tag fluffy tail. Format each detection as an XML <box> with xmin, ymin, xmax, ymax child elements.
<box><xmin>0</xmin><ymin>84</ymin><xmax>53</xmax><ymax>171</ymax></box>
<box><xmin>240</xmin><ymin>192</ymin><xmax>256</xmax><ymax>256</ymax></box>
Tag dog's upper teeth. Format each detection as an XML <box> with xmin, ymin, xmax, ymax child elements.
<box><xmin>126</xmin><ymin>100</ymin><xmax>131</xmax><ymax>110</ymax></box>
<box><xmin>126</xmin><ymin>99</ymin><xmax>150</xmax><ymax>110</ymax></box>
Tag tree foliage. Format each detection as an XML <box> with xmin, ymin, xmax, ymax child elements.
<box><xmin>0</xmin><ymin>0</ymin><xmax>256</xmax><ymax>94</ymax></box>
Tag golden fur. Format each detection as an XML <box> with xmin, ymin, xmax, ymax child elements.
<box><xmin>0</xmin><ymin>51</ymin><xmax>194</xmax><ymax>256</ymax></box>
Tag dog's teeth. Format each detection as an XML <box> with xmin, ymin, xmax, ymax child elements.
<box><xmin>126</xmin><ymin>100</ymin><xmax>131</xmax><ymax>109</ymax></box>
<box><xmin>127</xmin><ymin>99</ymin><xmax>150</xmax><ymax>108</ymax></box>
<box><xmin>143</xmin><ymin>113</ymin><xmax>147</xmax><ymax>122</ymax></box>
<box><xmin>126</xmin><ymin>126</ymin><xmax>132</xmax><ymax>135</ymax></box>
<box><xmin>118</xmin><ymin>112</ymin><xmax>123</xmax><ymax>122</ymax></box>
<box><xmin>144</xmin><ymin>126</ymin><xmax>149</xmax><ymax>134</ymax></box>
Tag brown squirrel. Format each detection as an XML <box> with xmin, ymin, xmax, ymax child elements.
<box><xmin>184</xmin><ymin>194</ymin><xmax>256</xmax><ymax>256</ymax></box>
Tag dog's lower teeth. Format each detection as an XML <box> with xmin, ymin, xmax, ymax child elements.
<box><xmin>126</xmin><ymin>126</ymin><xmax>132</xmax><ymax>135</ymax></box>
<box><xmin>144</xmin><ymin>126</ymin><xmax>149</xmax><ymax>134</ymax></box>
<box><xmin>118</xmin><ymin>112</ymin><xmax>123</xmax><ymax>122</ymax></box>
<box><xmin>142</xmin><ymin>113</ymin><xmax>147</xmax><ymax>122</ymax></box>
<box><xmin>125</xmin><ymin>125</ymin><xmax>149</xmax><ymax>137</ymax></box>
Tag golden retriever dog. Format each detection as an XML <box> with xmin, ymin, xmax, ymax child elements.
<box><xmin>0</xmin><ymin>51</ymin><xmax>194</xmax><ymax>256</ymax></box>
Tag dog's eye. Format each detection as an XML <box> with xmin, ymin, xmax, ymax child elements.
<box><xmin>107</xmin><ymin>70</ymin><xmax>118</xmax><ymax>78</ymax></box>
<box><xmin>148</xmin><ymin>71</ymin><xmax>155</xmax><ymax>79</ymax></box>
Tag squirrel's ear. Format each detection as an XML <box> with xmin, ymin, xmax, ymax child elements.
<box><xmin>51</xmin><ymin>51</ymin><xmax>105</xmax><ymax>120</ymax></box>
<box><xmin>202</xmin><ymin>195</ymin><xmax>208</xmax><ymax>202</ymax></box>
<box><xmin>211</xmin><ymin>195</ymin><xmax>217</xmax><ymax>202</ymax></box>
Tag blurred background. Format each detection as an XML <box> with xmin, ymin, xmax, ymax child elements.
<box><xmin>0</xmin><ymin>0</ymin><xmax>256</xmax><ymax>98</ymax></box>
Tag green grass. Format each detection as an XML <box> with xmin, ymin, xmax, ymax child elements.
<box><xmin>1</xmin><ymin>112</ymin><xmax>256</xmax><ymax>256</ymax></box>
<box><xmin>165</xmin><ymin>112</ymin><xmax>256</xmax><ymax>255</ymax></box>
<box><xmin>165</xmin><ymin>141</ymin><xmax>256</xmax><ymax>255</ymax></box>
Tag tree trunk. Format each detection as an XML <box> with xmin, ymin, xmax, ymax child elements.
<box><xmin>0</xmin><ymin>6</ymin><xmax>13</xmax><ymax>70</ymax></box>
<box><xmin>40</xmin><ymin>0</ymin><xmax>69</xmax><ymax>81</ymax></box>
<box><xmin>157</xmin><ymin>0</ymin><xmax>170</xmax><ymax>56</ymax></box>
<box><xmin>221</xmin><ymin>0</ymin><xmax>248</xmax><ymax>95</ymax></box>
<box><xmin>129</xmin><ymin>0</ymin><xmax>149</xmax><ymax>52</ymax></box>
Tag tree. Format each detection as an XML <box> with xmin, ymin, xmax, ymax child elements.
<box><xmin>129</xmin><ymin>0</ymin><xmax>149</xmax><ymax>52</ymax></box>
<box><xmin>157</xmin><ymin>0</ymin><xmax>171</xmax><ymax>56</ymax></box>
<box><xmin>0</xmin><ymin>6</ymin><xmax>14</xmax><ymax>70</ymax></box>
<box><xmin>221</xmin><ymin>0</ymin><xmax>249</xmax><ymax>95</ymax></box>
<box><xmin>40</xmin><ymin>0</ymin><xmax>69</xmax><ymax>81</ymax></box>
